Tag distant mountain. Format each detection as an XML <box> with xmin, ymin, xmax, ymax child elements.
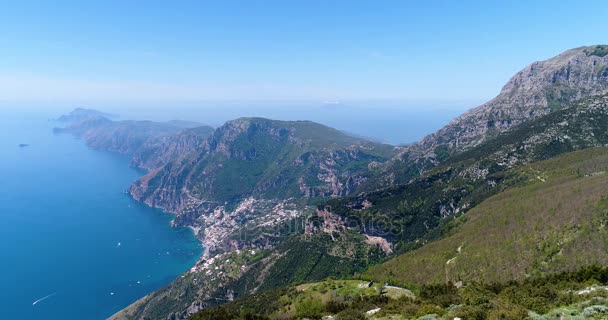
<box><xmin>53</xmin><ymin>113</ymin><xmax>214</xmax><ymax>169</ymax></box>
<box><xmin>377</xmin><ymin>45</ymin><xmax>608</xmax><ymax>186</ymax></box>
<box><xmin>129</xmin><ymin>117</ymin><xmax>397</xmax><ymax>214</ymax></box>
<box><xmin>56</xmin><ymin>107</ymin><xmax>116</xmax><ymax>122</ymax></box>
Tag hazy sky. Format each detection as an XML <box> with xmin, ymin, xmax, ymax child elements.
<box><xmin>1</xmin><ymin>0</ymin><xmax>608</xmax><ymax>109</ymax></box>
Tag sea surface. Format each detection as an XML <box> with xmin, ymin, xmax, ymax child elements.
<box><xmin>0</xmin><ymin>112</ymin><xmax>202</xmax><ymax>319</ymax></box>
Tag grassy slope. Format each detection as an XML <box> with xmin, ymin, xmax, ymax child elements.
<box><xmin>189</xmin><ymin>279</ymin><xmax>412</xmax><ymax>320</ymax></box>
<box><xmin>368</xmin><ymin>148</ymin><xmax>608</xmax><ymax>285</ymax></box>
<box><xmin>326</xmin><ymin>93</ymin><xmax>608</xmax><ymax>252</ymax></box>
<box><xmin>189</xmin><ymin>266</ymin><xmax>608</xmax><ymax>320</ymax></box>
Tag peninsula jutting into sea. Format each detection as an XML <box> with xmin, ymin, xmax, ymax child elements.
<box><xmin>4</xmin><ymin>2</ymin><xmax>608</xmax><ymax>319</ymax></box>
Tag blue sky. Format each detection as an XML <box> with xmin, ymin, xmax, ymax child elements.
<box><xmin>1</xmin><ymin>0</ymin><xmax>607</xmax><ymax>109</ymax></box>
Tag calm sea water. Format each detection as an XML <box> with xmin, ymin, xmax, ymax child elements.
<box><xmin>0</xmin><ymin>113</ymin><xmax>202</xmax><ymax>319</ymax></box>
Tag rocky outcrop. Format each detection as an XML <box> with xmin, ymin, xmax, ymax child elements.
<box><xmin>419</xmin><ymin>45</ymin><xmax>608</xmax><ymax>154</ymax></box>
<box><xmin>378</xmin><ymin>45</ymin><xmax>608</xmax><ymax>186</ymax></box>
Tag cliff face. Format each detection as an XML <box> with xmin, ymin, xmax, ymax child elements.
<box><xmin>419</xmin><ymin>45</ymin><xmax>608</xmax><ymax>154</ymax></box>
<box><xmin>378</xmin><ymin>45</ymin><xmax>608</xmax><ymax>186</ymax></box>
<box><xmin>130</xmin><ymin>126</ymin><xmax>214</xmax><ymax>171</ymax></box>
<box><xmin>54</xmin><ymin>116</ymin><xmax>213</xmax><ymax>169</ymax></box>
<box><xmin>129</xmin><ymin>117</ymin><xmax>397</xmax><ymax>214</ymax></box>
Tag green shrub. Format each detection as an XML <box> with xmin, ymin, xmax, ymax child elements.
<box><xmin>325</xmin><ymin>300</ymin><xmax>348</xmax><ymax>314</ymax></box>
<box><xmin>487</xmin><ymin>301</ymin><xmax>529</xmax><ymax>320</ymax></box>
<box><xmin>420</xmin><ymin>283</ymin><xmax>461</xmax><ymax>307</ymax></box>
<box><xmin>295</xmin><ymin>297</ymin><xmax>324</xmax><ymax>319</ymax></box>
<box><xmin>451</xmin><ymin>304</ymin><xmax>488</xmax><ymax>320</ymax></box>
<box><xmin>415</xmin><ymin>303</ymin><xmax>445</xmax><ymax>318</ymax></box>
<box><xmin>336</xmin><ymin>308</ymin><xmax>366</xmax><ymax>320</ymax></box>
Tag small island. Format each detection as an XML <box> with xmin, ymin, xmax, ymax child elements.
<box><xmin>18</xmin><ymin>144</ymin><xmax>29</xmax><ymax>148</ymax></box>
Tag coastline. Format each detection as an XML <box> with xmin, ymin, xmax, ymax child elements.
<box><xmin>0</xmin><ymin>116</ymin><xmax>206</xmax><ymax>320</ymax></box>
<box><xmin>52</xmin><ymin>121</ymin><xmax>206</xmax><ymax>319</ymax></box>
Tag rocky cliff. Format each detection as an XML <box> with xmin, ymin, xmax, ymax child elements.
<box><xmin>378</xmin><ymin>45</ymin><xmax>608</xmax><ymax>186</ymax></box>
<box><xmin>54</xmin><ymin>115</ymin><xmax>213</xmax><ymax>169</ymax></box>
<box><xmin>130</xmin><ymin>126</ymin><xmax>215</xmax><ymax>171</ymax></box>
<box><xmin>129</xmin><ymin>117</ymin><xmax>397</xmax><ymax>214</ymax></box>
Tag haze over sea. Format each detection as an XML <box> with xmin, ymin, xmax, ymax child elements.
<box><xmin>0</xmin><ymin>111</ymin><xmax>202</xmax><ymax>319</ymax></box>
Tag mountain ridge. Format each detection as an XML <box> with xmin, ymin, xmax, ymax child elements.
<box><xmin>128</xmin><ymin>116</ymin><xmax>397</xmax><ymax>214</ymax></box>
<box><xmin>375</xmin><ymin>45</ymin><xmax>608</xmax><ymax>187</ymax></box>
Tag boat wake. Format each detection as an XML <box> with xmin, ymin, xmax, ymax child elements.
<box><xmin>32</xmin><ymin>292</ymin><xmax>57</xmax><ymax>306</ymax></box>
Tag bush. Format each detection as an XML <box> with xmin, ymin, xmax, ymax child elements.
<box><xmin>415</xmin><ymin>303</ymin><xmax>444</xmax><ymax>318</ymax></box>
<box><xmin>295</xmin><ymin>297</ymin><xmax>324</xmax><ymax>319</ymax></box>
<box><xmin>451</xmin><ymin>304</ymin><xmax>488</xmax><ymax>320</ymax></box>
<box><xmin>336</xmin><ymin>308</ymin><xmax>365</xmax><ymax>320</ymax></box>
<box><xmin>582</xmin><ymin>305</ymin><xmax>608</xmax><ymax>317</ymax></box>
<box><xmin>486</xmin><ymin>301</ymin><xmax>529</xmax><ymax>320</ymax></box>
<box><xmin>420</xmin><ymin>283</ymin><xmax>461</xmax><ymax>307</ymax></box>
<box><xmin>325</xmin><ymin>300</ymin><xmax>348</xmax><ymax>314</ymax></box>
<box><xmin>498</xmin><ymin>283</ymin><xmax>559</xmax><ymax>314</ymax></box>
<box><xmin>461</xmin><ymin>283</ymin><xmax>495</xmax><ymax>305</ymax></box>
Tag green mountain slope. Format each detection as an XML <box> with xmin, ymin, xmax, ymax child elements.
<box><xmin>326</xmin><ymin>93</ymin><xmax>608</xmax><ymax>252</ymax></box>
<box><xmin>129</xmin><ymin>117</ymin><xmax>397</xmax><ymax>214</ymax></box>
<box><xmin>188</xmin><ymin>266</ymin><xmax>608</xmax><ymax>320</ymax></box>
<box><xmin>110</xmin><ymin>229</ymin><xmax>386</xmax><ymax>320</ymax></box>
<box><xmin>368</xmin><ymin>147</ymin><xmax>608</xmax><ymax>285</ymax></box>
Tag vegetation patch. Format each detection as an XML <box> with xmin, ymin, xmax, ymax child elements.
<box><xmin>189</xmin><ymin>266</ymin><xmax>608</xmax><ymax>320</ymax></box>
<box><xmin>366</xmin><ymin>148</ymin><xmax>608</xmax><ymax>285</ymax></box>
<box><xmin>586</xmin><ymin>45</ymin><xmax>608</xmax><ymax>57</ymax></box>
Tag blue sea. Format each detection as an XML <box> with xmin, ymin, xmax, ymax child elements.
<box><xmin>0</xmin><ymin>112</ymin><xmax>202</xmax><ymax>319</ymax></box>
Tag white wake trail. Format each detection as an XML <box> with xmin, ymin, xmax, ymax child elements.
<box><xmin>32</xmin><ymin>292</ymin><xmax>57</xmax><ymax>306</ymax></box>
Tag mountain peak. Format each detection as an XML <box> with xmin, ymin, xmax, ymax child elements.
<box><xmin>421</xmin><ymin>45</ymin><xmax>608</xmax><ymax>154</ymax></box>
<box><xmin>373</xmin><ymin>46</ymin><xmax>608</xmax><ymax>186</ymax></box>
<box><xmin>498</xmin><ymin>45</ymin><xmax>608</xmax><ymax>97</ymax></box>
